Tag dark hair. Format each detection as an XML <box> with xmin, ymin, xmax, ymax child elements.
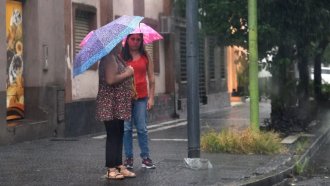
<box><xmin>122</xmin><ymin>33</ymin><xmax>147</xmax><ymax>61</ymax></box>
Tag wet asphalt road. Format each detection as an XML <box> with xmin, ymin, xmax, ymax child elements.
<box><xmin>0</xmin><ymin>102</ymin><xmax>273</xmax><ymax>186</ymax></box>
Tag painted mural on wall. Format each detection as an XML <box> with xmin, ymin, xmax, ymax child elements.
<box><xmin>6</xmin><ymin>0</ymin><xmax>24</xmax><ymax>120</ymax></box>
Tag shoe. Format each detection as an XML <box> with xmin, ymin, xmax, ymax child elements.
<box><xmin>124</xmin><ymin>157</ymin><xmax>134</xmax><ymax>169</ymax></box>
<box><xmin>106</xmin><ymin>168</ymin><xmax>124</xmax><ymax>180</ymax></box>
<box><xmin>118</xmin><ymin>165</ymin><xmax>136</xmax><ymax>178</ymax></box>
<box><xmin>142</xmin><ymin>158</ymin><xmax>156</xmax><ymax>169</ymax></box>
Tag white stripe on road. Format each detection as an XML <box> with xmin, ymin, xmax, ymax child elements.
<box><xmin>148</xmin><ymin>121</ymin><xmax>187</xmax><ymax>133</ymax></box>
<box><xmin>147</xmin><ymin>119</ymin><xmax>186</xmax><ymax>129</ymax></box>
<box><xmin>92</xmin><ymin>134</ymin><xmax>106</xmax><ymax>139</ymax></box>
<box><xmin>92</xmin><ymin>121</ymin><xmax>187</xmax><ymax>139</ymax></box>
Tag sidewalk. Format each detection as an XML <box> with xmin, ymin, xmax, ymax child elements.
<box><xmin>0</xmin><ymin>101</ymin><xmax>329</xmax><ymax>186</ymax></box>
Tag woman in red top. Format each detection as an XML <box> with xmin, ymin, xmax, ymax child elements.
<box><xmin>122</xmin><ymin>34</ymin><xmax>156</xmax><ymax>169</ymax></box>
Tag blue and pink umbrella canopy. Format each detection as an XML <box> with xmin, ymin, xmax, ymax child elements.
<box><xmin>74</xmin><ymin>15</ymin><xmax>144</xmax><ymax>77</ymax></box>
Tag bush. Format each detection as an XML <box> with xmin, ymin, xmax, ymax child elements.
<box><xmin>201</xmin><ymin>128</ymin><xmax>286</xmax><ymax>154</ymax></box>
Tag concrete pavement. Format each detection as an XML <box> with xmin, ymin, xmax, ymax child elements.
<box><xmin>0</xmin><ymin>101</ymin><xmax>329</xmax><ymax>186</ymax></box>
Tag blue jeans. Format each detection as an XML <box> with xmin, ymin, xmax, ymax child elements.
<box><xmin>123</xmin><ymin>97</ymin><xmax>150</xmax><ymax>159</ymax></box>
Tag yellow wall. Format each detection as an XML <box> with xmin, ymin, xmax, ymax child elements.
<box><xmin>6</xmin><ymin>0</ymin><xmax>24</xmax><ymax>120</ymax></box>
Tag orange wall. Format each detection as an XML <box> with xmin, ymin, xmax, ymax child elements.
<box><xmin>227</xmin><ymin>46</ymin><xmax>237</xmax><ymax>94</ymax></box>
<box><xmin>226</xmin><ymin>46</ymin><xmax>248</xmax><ymax>96</ymax></box>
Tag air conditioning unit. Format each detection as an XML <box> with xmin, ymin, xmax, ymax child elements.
<box><xmin>160</xmin><ymin>16</ymin><xmax>172</xmax><ymax>34</ymax></box>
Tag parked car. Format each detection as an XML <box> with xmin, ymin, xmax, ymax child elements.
<box><xmin>311</xmin><ymin>67</ymin><xmax>330</xmax><ymax>84</ymax></box>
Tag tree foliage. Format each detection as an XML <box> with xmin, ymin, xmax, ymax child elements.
<box><xmin>174</xmin><ymin>0</ymin><xmax>248</xmax><ymax>46</ymax></box>
<box><xmin>174</xmin><ymin>0</ymin><xmax>330</xmax><ymax>133</ymax></box>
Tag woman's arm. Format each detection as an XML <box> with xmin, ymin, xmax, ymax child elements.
<box><xmin>104</xmin><ymin>54</ymin><xmax>134</xmax><ymax>85</ymax></box>
<box><xmin>146</xmin><ymin>53</ymin><xmax>155</xmax><ymax>110</ymax></box>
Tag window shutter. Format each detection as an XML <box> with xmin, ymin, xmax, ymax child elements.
<box><xmin>208</xmin><ymin>38</ymin><xmax>216</xmax><ymax>80</ymax></box>
<box><xmin>145</xmin><ymin>43</ymin><xmax>154</xmax><ymax>71</ymax></box>
<box><xmin>220</xmin><ymin>46</ymin><xmax>226</xmax><ymax>79</ymax></box>
<box><xmin>199</xmin><ymin>35</ymin><xmax>207</xmax><ymax>104</ymax></box>
<box><xmin>74</xmin><ymin>12</ymin><xmax>90</xmax><ymax>55</ymax></box>
<box><xmin>145</xmin><ymin>44</ymin><xmax>154</xmax><ymax>61</ymax></box>
<box><xmin>179</xmin><ymin>27</ymin><xmax>187</xmax><ymax>82</ymax></box>
<box><xmin>72</xmin><ymin>4</ymin><xmax>96</xmax><ymax>70</ymax></box>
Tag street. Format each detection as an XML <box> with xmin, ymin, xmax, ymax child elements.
<box><xmin>5</xmin><ymin>101</ymin><xmax>330</xmax><ymax>186</ymax></box>
<box><xmin>0</xmin><ymin>102</ymin><xmax>277</xmax><ymax>186</ymax></box>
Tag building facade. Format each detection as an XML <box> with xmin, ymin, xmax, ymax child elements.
<box><xmin>0</xmin><ymin>0</ymin><xmax>230</xmax><ymax>145</ymax></box>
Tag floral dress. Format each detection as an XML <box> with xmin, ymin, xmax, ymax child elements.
<box><xmin>95</xmin><ymin>55</ymin><xmax>132</xmax><ymax>121</ymax></box>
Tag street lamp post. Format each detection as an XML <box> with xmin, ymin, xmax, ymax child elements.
<box><xmin>186</xmin><ymin>0</ymin><xmax>200</xmax><ymax>158</ymax></box>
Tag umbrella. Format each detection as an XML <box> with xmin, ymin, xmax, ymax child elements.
<box><xmin>123</xmin><ymin>23</ymin><xmax>163</xmax><ymax>45</ymax></box>
<box><xmin>73</xmin><ymin>15</ymin><xmax>144</xmax><ymax>77</ymax></box>
<box><xmin>79</xmin><ymin>30</ymin><xmax>94</xmax><ymax>47</ymax></box>
<box><xmin>258</xmin><ymin>63</ymin><xmax>272</xmax><ymax>78</ymax></box>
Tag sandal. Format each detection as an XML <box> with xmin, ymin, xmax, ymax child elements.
<box><xmin>106</xmin><ymin>168</ymin><xmax>124</xmax><ymax>180</ymax></box>
<box><xmin>118</xmin><ymin>165</ymin><xmax>136</xmax><ymax>178</ymax></box>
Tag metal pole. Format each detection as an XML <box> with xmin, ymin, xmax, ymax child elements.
<box><xmin>186</xmin><ymin>0</ymin><xmax>200</xmax><ymax>158</ymax></box>
<box><xmin>248</xmin><ymin>0</ymin><xmax>260</xmax><ymax>131</ymax></box>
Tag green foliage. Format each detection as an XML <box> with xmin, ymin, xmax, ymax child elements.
<box><xmin>201</xmin><ymin>128</ymin><xmax>286</xmax><ymax>154</ymax></box>
<box><xmin>174</xmin><ymin>0</ymin><xmax>330</xmax><ymax>129</ymax></box>
<box><xmin>199</xmin><ymin>0</ymin><xmax>248</xmax><ymax>47</ymax></box>
<box><xmin>200</xmin><ymin>131</ymin><xmax>222</xmax><ymax>152</ymax></box>
<box><xmin>321</xmin><ymin>83</ymin><xmax>330</xmax><ymax>100</ymax></box>
<box><xmin>174</xmin><ymin>0</ymin><xmax>248</xmax><ymax>47</ymax></box>
<box><xmin>294</xmin><ymin>157</ymin><xmax>309</xmax><ymax>175</ymax></box>
<box><xmin>175</xmin><ymin>0</ymin><xmax>330</xmax><ymax>55</ymax></box>
<box><xmin>295</xmin><ymin>137</ymin><xmax>310</xmax><ymax>155</ymax></box>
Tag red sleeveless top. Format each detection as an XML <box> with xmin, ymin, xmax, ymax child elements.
<box><xmin>126</xmin><ymin>55</ymin><xmax>148</xmax><ymax>98</ymax></box>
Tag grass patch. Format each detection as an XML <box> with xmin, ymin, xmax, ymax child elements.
<box><xmin>294</xmin><ymin>157</ymin><xmax>309</xmax><ymax>175</ymax></box>
<box><xmin>201</xmin><ymin>128</ymin><xmax>286</xmax><ymax>154</ymax></box>
<box><xmin>295</xmin><ymin>136</ymin><xmax>310</xmax><ymax>155</ymax></box>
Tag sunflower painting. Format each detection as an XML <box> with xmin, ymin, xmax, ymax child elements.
<box><xmin>6</xmin><ymin>0</ymin><xmax>24</xmax><ymax>121</ymax></box>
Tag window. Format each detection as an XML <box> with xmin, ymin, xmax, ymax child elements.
<box><xmin>178</xmin><ymin>25</ymin><xmax>207</xmax><ymax>103</ymax></box>
<box><xmin>145</xmin><ymin>44</ymin><xmax>154</xmax><ymax>61</ymax></box>
<box><xmin>145</xmin><ymin>42</ymin><xmax>159</xmax><ymax>74</ymax></box>
<box><xmin>72</xmin><ymin>4</ymin><xmax>97</xmax><ymax>70</ymax></box>
<box><xmin>220</xmin><ymin>46</ymin><xmax>226</xmax><ymax>79</ymax></box>
<box><xmin>208</xmin><ymin>38</ymin><xmax>216</xmax><ymax>80</ymax></box>
<box><xmin>179</xmin><ymin>27</ymin><xmax>187</xmax><ymax>82</ymax></box>
<box><xmin>199</xmin><ymin>35</ymin><xmax>207</xmax><ymax>104</ymax></box>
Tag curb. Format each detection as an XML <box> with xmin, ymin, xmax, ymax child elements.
<box><xmin>240</xmin><ymin>121</ymin><xmax>330</xmax><ymax>186</ymax></box>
